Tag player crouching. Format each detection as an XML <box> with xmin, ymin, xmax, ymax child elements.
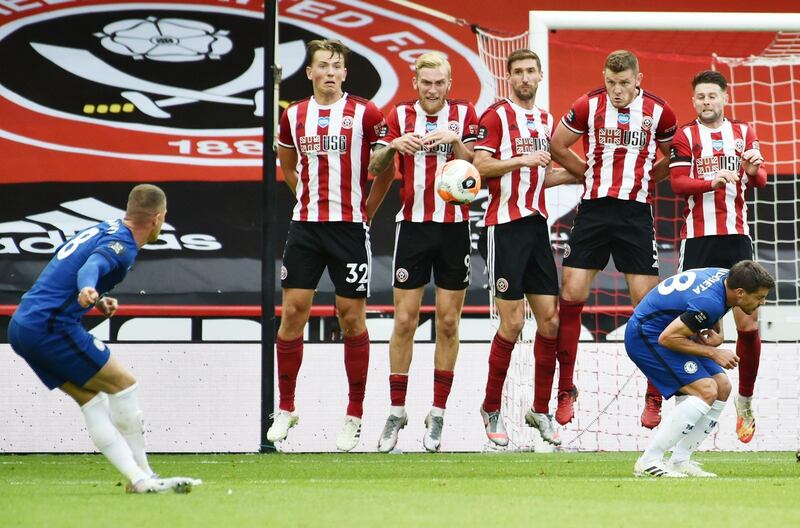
<box><xmin>625</xmin><ymin>261</ymin><xmax>774</xmax><ymax>477</ymax></box>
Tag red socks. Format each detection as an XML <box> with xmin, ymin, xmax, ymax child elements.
<box><xmin>389</xmin><ymin>373</ymin><xmax>409</xmax><ymax>407</ymax></box>
<box><xmin>646</xmin><ymin>380</ymin><xmax>661</xmax><ymax>399</ymax></box>
<box><xmin>737</xmin><ymin>329</ymin><xmax>761</xmax><ymax>397</ymax></box>
<box><xmin>433</xmin><ymin>369</ymin><xmax>455</xmax><ymax>409</ymax></box>
<box><xmin>389</xmin><ymin>371</ymin><xmax>454</xmax><ymax>409</ymax></box>
<box><xmin>276</xmin><ymin>335</ymin><xmax>303</xmax><ymax>412</ymax></box>
<box><xmin>483</xmin><ymin>333</ymin><xmax>515</xmax><ymax>412</ymax></box>
<box><xmin>533</xmin><ymin>333</ymin><xmax>558</xmax><ymax>413</ymax></box>
<box><xmin>344</xmin><ymin>330</ymin><xmax>370</xmax><ymax>418</ymax></box>
<box><xmin>556</xmin><ymin>298</ymin><xmax>584</xmax><ymax>391</ymax></box>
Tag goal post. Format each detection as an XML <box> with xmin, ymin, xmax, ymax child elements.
<box><xmin>464</xmin><ymin>12</ymin><xmax>800</xmax><ymax>451</ymax></box>
<box><xmin>528</xmin><ymin>11</ymin><xmax>800</xmax><ymax>111</ymax></box>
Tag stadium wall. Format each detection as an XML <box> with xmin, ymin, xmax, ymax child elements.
<box><xmin>2</xmin><ymin>342</ymin><xmax>798</xmax><ymax>453</ymax></box>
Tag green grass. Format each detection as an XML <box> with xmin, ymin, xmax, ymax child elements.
<box><xmin>2</xmin><ymin>452</ymin><xmax>799</xmax><ymax>527</ymax></box>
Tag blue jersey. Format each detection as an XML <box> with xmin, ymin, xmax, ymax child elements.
<box><xmin>13</xmin><ymin>219</ymin><xmax>138</xmax><ymax>330</ymax></box>
<box><xmin>631</xmin><ymin>267</ymin><xmax>731</xmax><ymax>336</ymax></box>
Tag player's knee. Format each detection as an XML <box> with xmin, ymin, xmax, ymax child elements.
<box><xmin>281</xmin><ymin>302</ymin><xmax>307</xmax><ymax>326</ymax></box>
<box><xmin>117</xmin><ymin>371</ymin><xmax>136</xmax><ymax>390</ymax></box>
<box><xmin>715</xmin><ymin>376</ymin><xmax>732</xmax><ymax>401</ymax></box>
<box><xmin>393</xmin><ymin>310</ymin><xmax>420</xmax><ymax>337</ymax></box>
<box><xmin>736</xmin><ymin>319</ymin><xmax>759</xmax><ymax>333</ymax></box>
<box><xmin>100</xmin><ymin>362</ymin><xmax>136</xmax><ymax>394</ymax></box>
<box><xmin>338</xmin><ymin>313</ymin><xmax>366</xmax><ymax>337</ymax></box>
<box><xmin>695</xmin><ymin>378</ymin><xmax>718</xmax><ymax>405</ymax></box>
<box><xmin>560</xmin><ymin>278</ymin><xmax>590</xmax><ymax>303</ymax></box>
<box><xmin>500</xmin><ymin>318</ymin><xmax>524</xmax><ymax>340</ymax></box>
<box><xmin>279</xmin><ymin>305</ymin><xmax>310</xmax><ymax>338</ymax></box>
<box><xmin>435</xmin><ymin>312</ymin><xmax>460</xmax><ymax>341</ymax></box>
<box><xmin>536</xmin><ymin>313</ymin><xmax>559</xmax><ymax>338</ymax></box>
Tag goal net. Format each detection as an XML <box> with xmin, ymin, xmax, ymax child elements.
<box><xmin>473</xmin><ymin>26</ymin><xmax>529</xmax><ymax>102</ymax></box>
<box><xmin>477</xmin><ymin>23</ymin><xmax>800</xmax><ymax>452</ymax></box>
<box><xmin>714</xmin><ymin>33</ymin><xmax>800</xmax><ymax>308</ymax></box>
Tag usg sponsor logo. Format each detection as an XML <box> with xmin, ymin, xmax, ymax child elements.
<box><xmin>0</xmin><ymin>197</ymin><xmax>221</xmax><ymax>254</ymax></box>
<box><xmin>0</xmin><ymin>1</ymin><xmax>262</xmax><ymax>166</ymax></box>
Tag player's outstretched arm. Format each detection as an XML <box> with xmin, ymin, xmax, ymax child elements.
<box><xmin>543</xmin><ymin>165</ymin><xmax>582</xmax><ymax>188</ymax></box>
<box><xmin>658</xmin><ymin>316</ymin><xmax>739</xmax><ymax>369</ymax></box>
<box><xmin>671</xmin><ymin>166</ymin><xmax>736</xmax><ymax>194</ymax></box>
<box><xmin>76</xmin><ymin>253</ymin><xmax>114</xmax><ymax>308</ymax></box>
<box><xmin>472</xmin><ymin>149</ymin><xmax>545</xmax><ymax>179</ymax></box>
<box><xmin>550</xmin><ymin>124</ymin><xmax>588</xmax><ymax>180</ymax></box>
<box><xmin>650</xmin><ymin>143</ymin><xmax>672</xmax><ymax>184</ymax></box>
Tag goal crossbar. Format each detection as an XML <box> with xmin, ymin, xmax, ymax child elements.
<box><xmin>529</xmin><ymin>11</ymin><xmax>800</xmax><ymax>109</ymax></box>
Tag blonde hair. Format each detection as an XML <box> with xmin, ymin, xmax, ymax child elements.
<box><xmin>127</xmin><ymin>184</ymin><xmax>166</xmax><ymax>222</ymax></box>
<box><xmin>415</xmin><ymin>52</ymin><xmax>451</xmax><ymax>78</ymax></box>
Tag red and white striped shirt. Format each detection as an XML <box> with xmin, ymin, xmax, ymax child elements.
<box><xmin>377</xmin><ymin>99</ymin><xmax>479</xmax><ymax>223</ymax></box>
<box><xmin>474</xmin><ymin>99</ymin><xmax>553</xmax><ymax>226</ymax></box>
<box><xmin>278</xmin><ymin>93</ymin><xmax>385</xmax><ymax>223</ymax></box>
<box><xmin>561</xmin><ymin>87</ymin><xmax>676</xmax><ymax>204</ymax></box>
<box><xmin>669</xmin><ymin>118</ymin><xmax>759</xmax><ymax>239</ymax></box>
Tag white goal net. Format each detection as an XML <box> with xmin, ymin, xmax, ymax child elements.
<box><xmin>473</xmin><ymin>26</ymin><xmax>529</xmax><ymax>102</ymax></box>
<box><xmin>714</xmin><ymin>32</ymin><xmax>800</xmax><ymax>307</ymax></box>
<box><xmin>478</xmin><ymin>24</ymin><xmax>800</xmax><ymax>452</ymax></box>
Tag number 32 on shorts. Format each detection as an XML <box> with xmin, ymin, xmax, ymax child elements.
<box><xmin>346</xmin><ymin>263</ymin><xmax>369</xmax><ymax>284</ymax></box>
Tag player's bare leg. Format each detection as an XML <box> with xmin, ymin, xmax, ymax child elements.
<box><xmin>524</xmin><ymin>293</ymin><xmax>561</xmax><ymax>444</ymax></box>
<box><xmin>378</xmin><ymin>287</ymin><xmax>423</xmax><ymax>452</ymax></box>
<box><xmin>733</xmin><ymin>306</ymin><xmax>760</xmax><ymax>443</ymax></box>
<box><xmin>63</xmin><ymin>361</ymin><xmax>201</xmax><ymax>493</ymax></box>
<box><xmin>481</xmin><ymin>298</ymin><xmax>524</xmax><ymax>446</ymax></box>
<box><xmin>335</xmin><ymin>295</ymin><xmax>370</xmax><ymax>451</ymax></box>
<box><xmin>627</xmin><ymin>273</ymin><xmax>664</xmax><ymax>429</ymax></box>
<box><xmin>423</xmin><ymin>287</ymin><xmax>466</xmax><ymax>452</ymax></box>
<box><xmin>269</xmin><ymin>288</ymin><xmax>314</xmax><ymax>442</ymax></box>
<box><xmin>555</xmin><ymin>267</ymin><xmax>597</xmax><ymax>425</ymax></box>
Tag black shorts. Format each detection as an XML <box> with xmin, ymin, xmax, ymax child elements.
<box><xmin>484</xmin><ymin>214</ymin><xmax>559</xmax><ymax>300</ymax></box>
<box><xmin>679</xmin><ymin>234</ymin><xmax>753</xmax><ymax>272</ymax></box>
<box><xmin>281</xmin><ymin>221</ymin><xmax>371</xmax><ymax>298</ymax></box>
<box><xmin>393</xmin><ymin>221</ymin><xmax>471</xmax><ymax>290</ymax></box>
<box><xmin>562</xmin><ymin>197</ymin><xmax>659</xmax><ymax>275</ymax></box>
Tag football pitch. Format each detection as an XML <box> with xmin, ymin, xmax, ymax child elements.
<box><xmin>2</xmin><ymin>452</ymin><xmax>799</xmax><ymax>527</ymax></box>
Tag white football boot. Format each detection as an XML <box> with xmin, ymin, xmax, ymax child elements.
<box><xmin>127</xmin><ymin>477</ymin><xmax>203</xmax><ymax>494</ymax></box>
<box><xmin>668</xmin><ymin>459</ymin><xmax>717</xmax><ymax>477</ymax></box>
<box><xmin>267</xmin><ymin>410</ymin><xmax>299</xmax><ymax>442</ymax></box>
<box><xmin>524</xmin><ymin>410</ymin><xmax>562</xmax><ymax>446</ymax></box>
<box><xmin>377</xmin><ymin>413</ymin><xmax>407</xmax><ymax>453</ymax></box>
<box><xmin>634</xmin><ymin>457</ymin><xmax>687</xmax><ymax>478</ymax></box>
<box><xmin>336</xmin><ymin>416</ymin><xmax>362</xmax><ymax>452</ymax></box>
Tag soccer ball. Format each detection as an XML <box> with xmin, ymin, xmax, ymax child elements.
<box><xmin>436</xmin><ymin>159</ymin><xmax>481</xmax><ymax>205</ymax></box>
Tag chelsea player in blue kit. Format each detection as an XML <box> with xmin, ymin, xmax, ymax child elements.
<box><xmin>625</xmin><ymin>261</ymin><xmax>773</xmax><ymax>477</ymax></box>
<box><xmin>9</xmin><ymin>184</ymin><xmax>201</xmax><ymax>494</ymax></box>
